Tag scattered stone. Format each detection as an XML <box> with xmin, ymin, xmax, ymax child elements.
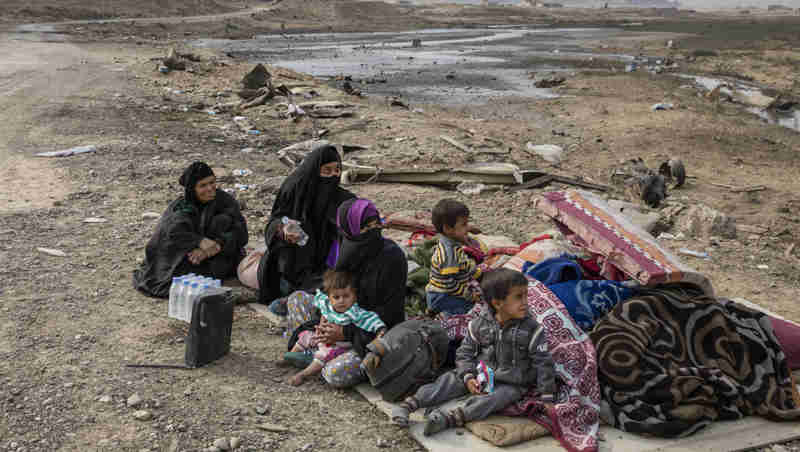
<box><xmin>257</xmin><ymin>423</ymin><xmax>288</xmax><ymax>433</ymax></box>
<box><xmin>133</xmin><ymin>410</ymin><xmax>152</xmax><ymax>421</ymax></box>
<box><xmin>534</xmin><ymin>76</ymin><xmax>566</xmax><ymax>88</ymax></box>
<box><xmin>141</xmin><ymin>212</ymin><xmax>160</xmax><ymax>220</ymax></box>
<box><xmin>299</xmin><ymin>443</ymin><xmax>313</xmax><ymax>452</ymax></box>
<box><xmin>163</xmin><ymin>48</ymin><xmax>186</xmax><ymax>71</ymax></box>
<box><xmin>98</xmin><ymin>395</ymin><xmax>112</xmax><ymax>403</ymax></box>
<box><xmin>127</xmin><ymin>393</ymin><xmax>143</xmax><ymax>408</ymax></box>
<box><xmin>37</xmin><ymin>247</ymin><xmax>67</xmax><ymax>257</ymax></box>
<box><xmin>376</xmin><ymin>439</ymin><xmax>391</xmax><ymax>448</ymax></box>
<box><xmin>242</xmin><ymin>64</ymin><xmax>271</xmax><ymax>90</ymax></box>
<box><xmin>167</xmin><ymin>437</ymin><xmax>180</xmax><ymax>452</ymax></box>
<box><xmin>230</xmin><ymin>437</ymin><xmax>241</xmax><ymax>450</ymax></box>
<box><xmin>651</xmin><ymin>103</ymin><xmax>674</xmax><ymax>111</ymax></box>
<box><xmin>771</xmin><ymin>445</ymin><xmax>789</xmax><ymax>452</ymax></box>
<box><xmin>83</xmin><ymin>217</ymin><xmax>107</xmax><ymax>224</ymax></box>
<box><xmin>607</xmin><ymin>199</ymin><xmax>662</xmax><ymax>233</ymax></box>
<box><xmin>526</xmin><ymin>143</ymin><xmax>564</xmax><ymax>164</ymax></box>
<box><xmin>456</xmin><ymin>181</ymin><xmax>488</xmax><ymax>196</ymax></box>
<box><xmin>255</xmin><ymin>405</ymin><xmax>270</xmax><ymax>415</ymax></box>
<box><xmin>679</xmin><ymin>205</ymin><xmax>737</xmax><ymax>239</ymax></box>
<box><xmin>35</xmin><ymin>145</ymin><xmax>97</xmax><ymax>158</ymax></box>
<box><xmin>213</xmin><ymin>438</ymin><xmax>230</xmax><ymax>451</ymax></box>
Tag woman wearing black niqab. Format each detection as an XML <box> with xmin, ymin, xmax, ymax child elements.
<box><xmin>257</xmin><ymin>144</ymin><xmax>355</xmax><ymax>305</ymax></box>
<box><xmin>133</xmin><ymin>162</ymin><xmax>249</xmax><ymax>298</ymax></box>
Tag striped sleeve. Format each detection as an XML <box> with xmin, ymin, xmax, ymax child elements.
<box><xmin>347</xmin><ymin>305</ymin><xmax>386</xmax><ymax>333</ymax></box>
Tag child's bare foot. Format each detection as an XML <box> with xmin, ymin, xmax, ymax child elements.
<box><xmin>287</xmin><ymin>373</ymin><xmax>305</xmax><ymax>386</ymax></box>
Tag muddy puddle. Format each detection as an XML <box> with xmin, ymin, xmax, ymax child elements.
<box><xmin>8</xmin><ymin>24</ymin><xmax>70</xmax><ymax>42</ymax></box>
<box><xmin>192</xmin><ymin>26</ymin><xmax>638</xmax><ymax>105</ymax></box>
<box><xmin>678</xmin><ymin>74</ymin><xmax>800</xmax><ymax>133</ymax></box>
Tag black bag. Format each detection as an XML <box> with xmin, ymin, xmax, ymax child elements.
<box><xmin>362</xmin><ymin>319</ymin><xmax>450</xmax><ymax>402</ymax></box>
<box><xmin>185</xmin><ymin>288</ymin><xmax>234</xmax><ymax>368</ymax></box>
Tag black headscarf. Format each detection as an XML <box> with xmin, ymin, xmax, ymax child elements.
<box><xmin>334</xmin><ymin>198</ymin><xmax>384</xmax><ymax>272</ymax></box>
<box><xmin>179</xmin><ymin>161</ymin><xmax>215</xmax><ymax>206</ymax></box>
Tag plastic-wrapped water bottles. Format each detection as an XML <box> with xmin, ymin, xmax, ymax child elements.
<box><xmin>281</xmin><ymin>216</ymin><xmax>309</xmax><ymax>246</ymax></box>
<box><xmin>168</xmin><ymin>275</ymin><xmax>221</xmax><ymax>322</ymax></box>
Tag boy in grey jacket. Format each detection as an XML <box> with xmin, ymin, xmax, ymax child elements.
<box><xmin>392</xmin><ymin>268</ymin><xmax>556</xmax><ymax>436</ymax></box>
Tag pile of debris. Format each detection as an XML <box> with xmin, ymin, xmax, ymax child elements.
<box><xmin>610</xmin><ymin>157</ymin><xmax>685</xmax><ymax>208</ymax></box>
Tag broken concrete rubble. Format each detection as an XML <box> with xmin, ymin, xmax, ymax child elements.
<box><xmin>526</xmin><ymin>143</ymin><xmax>564</xmax><ymax>164</ymax></box>
<box><xmin>241</xmin><ymin>63</ymin><xmax>271</xmax><ymax>90</ymax></box>
<box><xmin>679</xmin><ymin>204</ymin><xmax>737</xmax><ymax>239</ymax></box>
<box><xmin>609</xmin><ymin>157</ymin><xmax>685</xmax><ymax>208</ymax></box>
<box><xmin>163</xmin><ymin>48</ymin><xmax>186</xmax><ymax>71</ymax></box>
<box><xmin>607</xmin><ymin>199</ymin><xmax>662</xmax><ymax>233</ymax></box>
<box><xmin>509</xmin><ymin>174</ymin><xmax>609</xmax><ymax>192</ymax></box>
<box><xmin>341</xmin><ymin>163</ymin><xmax>541</xmax><ymax>188</ymax></box>
<box><xmin>533</xmin><ymin>75</ymin><xmax>565</xmax><ymax>88</ymax></box>
<box><xmin>277</xmin><ymin>139</ymin><xmax>369</xmax><ymax>168</ymax></box>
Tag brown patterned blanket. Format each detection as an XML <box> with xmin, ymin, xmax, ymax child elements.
<box><xmin>590</xmin><ymin>284</ymin><xmax>800</xmax><ymax>437</ymax></box>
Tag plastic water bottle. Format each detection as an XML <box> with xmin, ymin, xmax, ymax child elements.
<box><xmin>176</xmin><ymin>279</ymin><xmax>192</xmax><ymax>320</ymax></box>
<box><xmin>184</xmin><ymin>282</ymin><xmax>200</xmax><ymax>322</ymax></box>
<box><xmin>168</xmin><ymin>277</ymin><xmax>182</xmax><ymax>318</ymax></box>
<box><xmin>281</xmin><ymin>216</ymin><xmax>308</xmax><ymax>246</ymax></box>
<box><xmin>178</xmin><ymin>279</ymin><xmax>194</xmax><ymax>322</ymax></box>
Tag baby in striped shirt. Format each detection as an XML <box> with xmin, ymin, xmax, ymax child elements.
<box><xmin>288</xmin><ymin>270</ymin><xmax>386</xmax><ymax>386</ymax></box>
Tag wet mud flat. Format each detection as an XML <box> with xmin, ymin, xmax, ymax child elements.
<box><xmin>192</xmin><ymin>26</ymin><xmax>645</xmax><ymax>105</ymax></box>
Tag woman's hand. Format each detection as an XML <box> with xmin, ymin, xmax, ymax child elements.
<box><xmin>187</xmin><ymin>248</ymin><xmax>208</xmax><ymax>265</ymax></box>
<box><xmin>316</xmin><ymin>322</ymin><xmax>345</xmax><ymax>344</ymax></box>
<box><xmin>199</xmin><ymin>238</ymin><xmax>222</xmax><ymax>256</ymax></box>
<box><xmin>281</xmin><ymin>224</ymin><xmax>301</xmax><ymax>245</ymax></box>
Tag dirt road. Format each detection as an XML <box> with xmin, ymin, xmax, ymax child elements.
<box><xmin>0</xmin><ymin>34</ymin><xmax>93</xmax><ymax>211</ymax></box>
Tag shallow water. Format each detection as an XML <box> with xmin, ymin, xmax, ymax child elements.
<box><xmin>191</xmin><ymin>26</ymin><xmax>634</xmax><ymax>105</ymax></box>
<box><xmin>678</xmin><ymin>74</ymin><xmax>800</xmax><ymax>133</ymax></box>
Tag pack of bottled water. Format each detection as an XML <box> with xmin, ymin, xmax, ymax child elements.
<box><xmin>168</xmin><ymin>274</ymin><xmax>222</xmax><ymax>322</ymax></box>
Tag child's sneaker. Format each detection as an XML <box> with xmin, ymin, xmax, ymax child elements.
<box><xmin>391</xmin><ymin>397</ymin><xmax>419</xmax><ymax>427</ymax></box>
<box><xmin>391</xmin><ymin>405</ymin><xmax>411</xmax><ymax>427</ymax></box>
<box><xmin>423</xmin><ymin>410</ymin><xmax>450</xmax><ymax>436</ymax></box>
<box><xmin>283</xmin><ymin>351</ymin><xmax>313</xmax><ymax>369</ymax></box>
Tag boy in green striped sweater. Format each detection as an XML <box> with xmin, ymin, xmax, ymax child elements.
<box><xmin>287</xmin><ymin>270</ymin><xmax>386</xmax><ymax>386</ymax></box>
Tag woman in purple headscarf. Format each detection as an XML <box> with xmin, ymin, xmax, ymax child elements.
<box><xmin>283</xmin><ymin>198</ymin><xmax>408</xmax><ymax>388</ymax></box>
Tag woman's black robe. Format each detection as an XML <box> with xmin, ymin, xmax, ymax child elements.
<box><xmin>133</xmin><ymin>189</ymin><xmax>248</xmax><ymax>298</ymax></box>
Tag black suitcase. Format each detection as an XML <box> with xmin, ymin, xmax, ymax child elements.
<box><xmin>185</xmin><ymin>287</ymin><xmax>234</xmax><ymax>368</ymax></box>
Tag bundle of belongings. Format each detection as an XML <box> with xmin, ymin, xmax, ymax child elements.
<box><xmin>375</xmin><ymin>190</ymin><xmax>800</xmax><ymax>451</ymax></box>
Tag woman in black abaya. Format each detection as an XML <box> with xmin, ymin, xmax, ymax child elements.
<box><xmin>133</xmin><ymin>162</ymin><xmax>248</xmax><ymax>298</ymax></box>
<box><xmin>257</xmin><ymin>144</ymin><xmax>355</xmax><ymax>309</ymax></box>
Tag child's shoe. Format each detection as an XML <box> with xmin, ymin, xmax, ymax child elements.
<box><xmin>423</xmin><ymin>410</ymin><xmax>450</xmax><ymax>436</ymax></box>
<box><xmin>391</xmin><ymin>397</ymin><xmax>419</xmax><ymax>427</ymax></box>
<box><xmin>391</xmin><ymin>405</ymin><xmax>410</xmax><ymax>427</ymax></box>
